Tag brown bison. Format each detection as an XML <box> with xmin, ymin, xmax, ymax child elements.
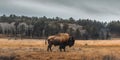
<box><xmin>46</xmin><ymin>33</ymin><xmax>75</xmax><ymax>52</ymax></box>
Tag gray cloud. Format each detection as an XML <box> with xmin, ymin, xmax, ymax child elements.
<box><xmin>0</xmin><ymin>0</ymin><xmax>120</xmax><ymax>22</ymax></box>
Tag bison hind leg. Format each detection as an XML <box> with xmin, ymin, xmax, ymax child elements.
<box><xmin>47</xmin><ymin>44</ymin><xmax>52</xmax><ymax>52</ymax></box>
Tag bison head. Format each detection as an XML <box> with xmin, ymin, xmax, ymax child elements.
<box><xmin>68</xmin><ymin>36</ymin><xmax>75</xmax><ymax>47</ymax></box>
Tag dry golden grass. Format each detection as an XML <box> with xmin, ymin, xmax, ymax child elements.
<box><xmin>0</xmin><ymin>38</ymin><xmax>120</xmax><ymax>60</ymax></box>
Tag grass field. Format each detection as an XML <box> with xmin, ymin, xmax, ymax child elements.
<box><xmin>0</xmin><ymin>38</ymin><xmax>120</xmax><ymax>60</ymax></box>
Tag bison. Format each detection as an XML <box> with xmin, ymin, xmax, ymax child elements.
<box><xmin>46</xmin><ymin>33</ymin><xmax>75</xmax><ymax>52</ymax></box>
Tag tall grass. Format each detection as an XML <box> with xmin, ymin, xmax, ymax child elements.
<box><xmin>0</xmin><ymin>38</ymin><xmax>120</xmax><ymax>60</ymax></box>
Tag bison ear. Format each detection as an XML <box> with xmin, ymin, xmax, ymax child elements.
<box><xmin>70</xmin><ymin>36</ymin><xmax>74</xmax><ymax>40</ymax></box>
<box><xmin>69</xmin><ymin>36</ymin><xmax>75</xmax><ymax>43</ymax></box>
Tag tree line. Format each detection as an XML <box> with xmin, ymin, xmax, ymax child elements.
<box><xmin>0</xmin><ymin>14</ymin><xmax>119</xmax><ymax>40</ymax></box>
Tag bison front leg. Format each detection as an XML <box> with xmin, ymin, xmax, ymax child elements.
<box><xmin>59</xmin><ymin>45</ymin><xmax>62</xmax><ymax>52</ymax></box>
<box><xmin>63</xmin><ymin>46</ymin><xmax>66</xmax><ymax>52</ymax></box>
<box><xmin>59</xmin><ymin>44</ymin><xmax>66</xmax><ymax>52</ymax></box>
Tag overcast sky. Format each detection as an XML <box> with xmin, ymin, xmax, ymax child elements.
<box><xmin>0</xmin><ymin>0</ymin><xmax>120</xmax><ymax>22</ymax></box>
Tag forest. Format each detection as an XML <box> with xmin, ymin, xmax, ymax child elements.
<box><xmin>0</xmin><ymin>14</ymin><xmax>120</xmax><ymax>40</ymax></box>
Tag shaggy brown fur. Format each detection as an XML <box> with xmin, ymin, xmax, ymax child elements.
<box><xmin>48</xmin><ymin>33</ymin><xmax>70</xmax><ymax>42</ymax></box>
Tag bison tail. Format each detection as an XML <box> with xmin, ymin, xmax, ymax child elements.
<box><xmin>45</xmin><ymin>39</ymin><xmax>47</xmax><ymax>45</ymax></box>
